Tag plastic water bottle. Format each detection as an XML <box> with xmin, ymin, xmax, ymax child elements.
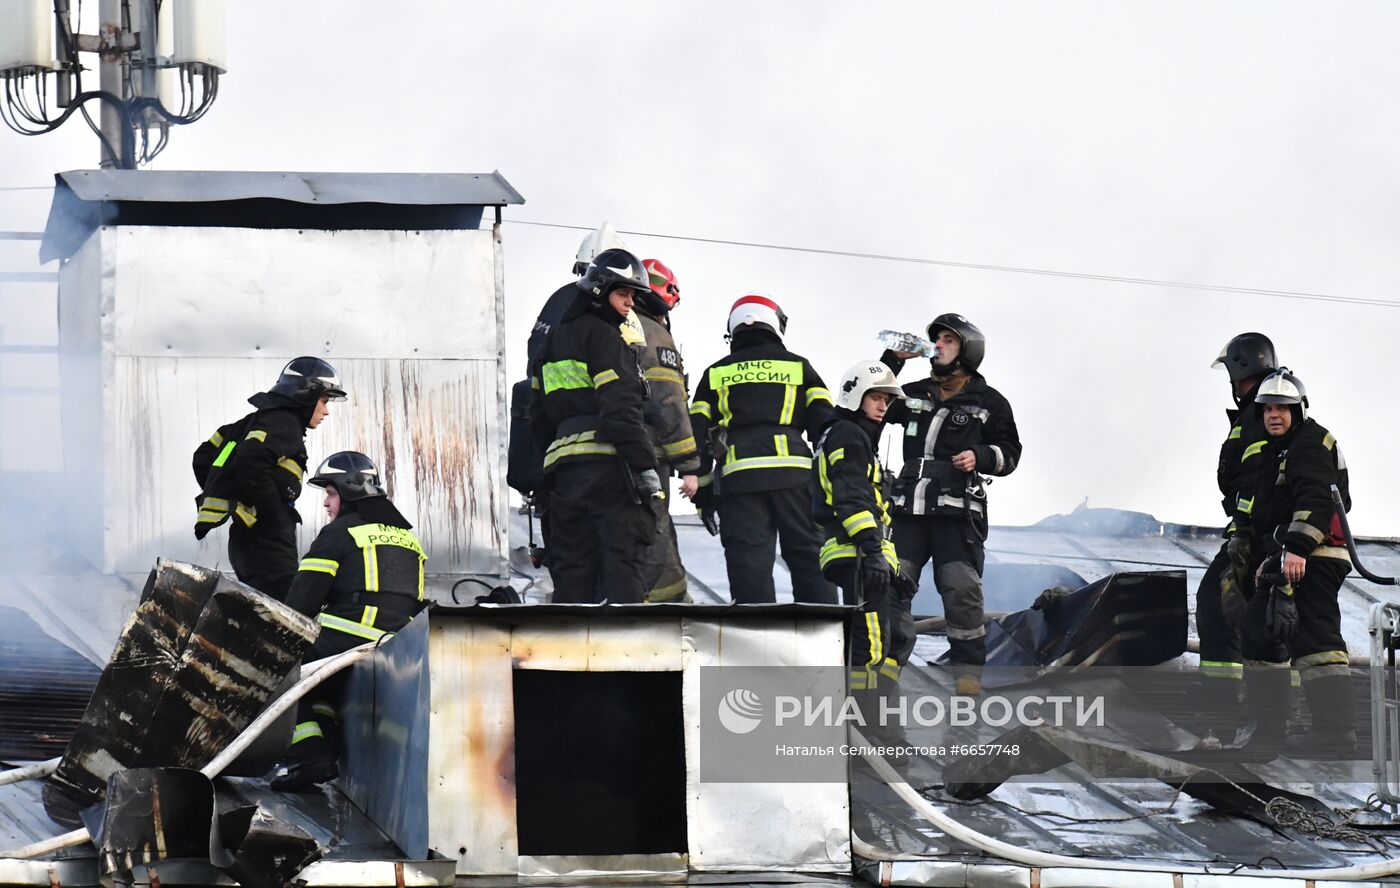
<box><xmin>878</xmin><ymin>330</ymin><xmax>938</xmax><ymax>358</ymax></box>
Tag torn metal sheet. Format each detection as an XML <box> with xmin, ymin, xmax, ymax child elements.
<box><xmin>44</xmin><ymin>561</ymin><xmax>316</xmax><ymax>826</ymax></box>
<box><xmin>936</xmin><ymin>571</ymin><xmax>1187</xmax><ymax>685</ymax></box>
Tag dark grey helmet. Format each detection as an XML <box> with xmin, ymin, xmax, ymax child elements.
<box><xmin>268</xmin><ymin>357</ymin><xmax>347</xmax><ymax>406</ymax></box>
<box><xmin>308</xmin><ymin>451</ymin><xmax>387</xmax><ymax>501</ymax></box>
<box><xmin>1211</xmin><ymin>332</ymin><xmax>1277</xmax><ymax>383</ymax></box>
<box><xmin>926</xmin><ymin>313</ymin><xmax>986</xmax><ymax>372</ymax></box>
<box><xmin>576</xmin><ymin>248</ymin><xmax>652</xmax><ymax>299</ymax></box>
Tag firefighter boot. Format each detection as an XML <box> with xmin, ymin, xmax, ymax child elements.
<box><xmin>270</xmin><ymin>735</ymin><xmax>339</xmax><ymax>792</ymax></box>
<box><xmin>1194</xmin><ymin>672</ymin><xmax>1244</xmax><ymax>750</ymax></box>
<box><xmin>1242</xmin><ymin>667</ymin><xmax>1290</xmax><ymax>756</ymax></box>
<box><xmin>1284</xmin><ymin>674</ymin><xmax>1357</xmax><ymax>758</ymax></box>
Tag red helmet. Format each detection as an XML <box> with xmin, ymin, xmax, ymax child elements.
<box><xmin>643</xmin><ymin>258</ymin><xmax>681</xmax><ymax>309</ymax></box>
<box><xmin>727</xmin><ymin>294</ymin><xmax>788</xmax><ymax>341</ymax></box>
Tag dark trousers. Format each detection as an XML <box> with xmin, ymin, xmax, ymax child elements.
<box><xmin>229</xmin><ymin>519</ymin><xmax>298</xmax><ymax>601</ymax></box>
<box><xmin>719</xmin><ymin>485</ymin><xmax>836</xmax><ymax>604</ymax></box>
<box><xmin>891</xmin><ymin>514</ymin><xmax>985</xmax><ymax>669</ymax></box>
<box><xmin>1195</xmin><ymin>543</ymin><xmax>1244</xmax><ymax>727</ymax></box>
<box><xmin>1241</xmin><ymin>555</ymin><xmax>1350</xmax><ymax>674</ymax></box>
<box><xmin>547</xmin><ymin>461</ymin><xmax>652</xmax><ymax>604</ymax></box>
<box><xmin>827</xmin><ymin>559</ymin><xmax>898</xmax><ymax>690</ymax></box>
<box><xmin>641</xmin><ymin>462</ymin><xmax>689</xmax><ymax>602</ymax></box>
<box><xmin>294</xmin><ymin>609</ymin><xmax>412</xmax><ymax>751</ymax></box>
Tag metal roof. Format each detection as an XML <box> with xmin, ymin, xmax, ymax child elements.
<box><xmin>50</xmin><ymin>169</ymin><xmax>525</xmax><ymax>207</ymax></box>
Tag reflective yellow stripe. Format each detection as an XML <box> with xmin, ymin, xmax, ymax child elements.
<box><xmin>530</xmin><ymin>375</ymin><xmax>541</xmax><ymax>390</ymax></box>
<box><xmin>805</xmin><ymin>387</ymin><xmax>832</xmax><ymax>406</ymax></box>
<box><xmin>828</xmin><ymin>448</ymin><xmax>845</xmax><ymax>464</ymax></box>
<box><xmin>863</xmin><ymin>611</ymin><xmax>882</xmax><ymax>674</ymax></box>
<box><xmin>1295</xmin><ymin>650</ymin><xmax>1349</xmax><ymax>669</ymax></box>
<box><xmin>203</xmin><ymin>496</ymin><xmax>230</xmax><ymax>510</ymax></box>
<box><xmin>1199</xmin><ymin>659</ymin><xmax>1244</xmax><ymax>679</ymax></box>
<box><xmin>299</xmin><ymin>557</ymin><xmax>339</xmax><ymax>575</ymax></box>
<box><xmin>1323</xmin><ymin>432</ymin><xmax>1336</xmax><ymax>450</ymax></box>
<box><xmin>245</xmin><ymin>429</ymin><xmax>267</xmax><ymax>443</ymax></box>
<box><xmin>720</xmin><ymin>455</ymin><xmax>811</xmax><ymax>476</ymax></box>
<box><xmin>1288</xmin><ymin>521</ymin><xmax>1326</xmax><ymax>544</ymax></box>
<box><xmin>543</xmin><ymin>430</ymin><xmax>620</xmax><ymax>468</ymax></box>
<box><xmin>291</xmin><ymin>721</ymin><xmax>324</xmax><ymax>744</ymax></box>
<box><xmin>211</xmin><ymin>440</ymin><xmax>237</xmax><ymax>468</ymax></box>
<box><xmin>690</xmin><ymin>400</ymin><xmax>713</xmax><ymax>420</ymax></box>
<box><xmin>778</xmin><ymin>384</ymin><xmax>797</xmax><ymax>426</ymax></box>
<box><xmin>879</xmin><ymin>658</ymin><xmax>902</xmax><ymax>681</ymax></box>
<box><xmin>208</xmin><ymin>431</ymin><xmax>225</xmax><ymax>447</ymax></box>
<box><xmin>363</xmin><ymin>545</ymin><xmax>379</xmax><ymax>592</ymax></box>
<box><xmin>235</xmin><ymin>503</ymin><xmax>257</xmax><ymax>527</ymax></box>
<box><xmin>697</xmin><ymin>472</ymin><xmax>714</xmax><ymax>488</ymax></box>
<box><xmin>708</xmin><ymin>359</ymin><xmax>804</xmax><ymax>389</ymax></box>
<box><xmin>843</xmin><ymin>510</ymin><xmax>878</xmax><ymax>537</ymax></box>
<box><xmin>317</xmin><ymin>612</ymin><xmax>387</xmax><ymax>641</ymax></box>
<box><xmin>310</xmin><ymin>702</ymin><xmax>337</xmax><ymax>720</ymax></box>
<box><xmin>645</xmin><ymin>367</ymin><xmax>685</xmax><ymax>386</ymax></box>
<box><xmin>1293</xmin><ymin>510</ymin><xmax>1312</xmax><ymax>521</ymax></box>
<box><xmin>277</xmin><ymin>457</ymin><xmax>304</xmax><ymax>479</ymax></box>
<box><xmin>542</xmin><ymin>360</ymin><xmax>592</xmax><ymax>393</ymax></box>
<box><xmin>1227</xmin><ymin>426</ymin><xmax>1242</xmax><ymax>440</ymax></box>
<box><xmin>1237</xmin><ymin>496</ymin><xmax>1254</xmax><ymax>515</ymax></box>
<box><xmin>717</xmin><ymin>386</ymin><xmax>733</xmax><ymax>428</ymax></box>
<box><xmin>1241</xmin><ymin>441</ymin><xmax>1266</xmax><ymax>462</ymax></box>
<box><xmin>593</xmin><ymin>368</ymin><xmax>620</xmax><ymax>387</ymax></box>
<box><xmin>774</xmin><ymin>435</ymin><xmax>790</xmax><ymax>457</ymax></box>
<box><xmin>362</xmin><ymin>605</ymin><xmax>379</xmax><ymax>627</ymax></box>
<box><xmin>649</xmin><ymin>576</ymin><xmax>688</xmax><ymax>602</ymax></box>
<box><xmin>663</xmin><ymin>437</ymin><xmax>698</xmax><ymax>458</ymax></box>
<box><xmin>196</xmin><ymin>510</ymin><xmax>227</xmax><ymax>524</ymax></box>
<box><xmin>1313</xmin><ymin>545</ymin><xmax>1350</xmax><ymax>562</ymax></box>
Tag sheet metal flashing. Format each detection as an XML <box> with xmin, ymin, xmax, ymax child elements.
<box><xmin>431</xmin><ymin>602</ymin><xmax>853</xmax><ymax>618</ymax></box>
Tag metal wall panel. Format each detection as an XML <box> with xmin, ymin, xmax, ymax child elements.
<box><xmin>427</xmin><ymin>620</ymin><xmax>518</xmax><ymax>875</ymax></box>
<box><xmin>57</xmin><ymin>225</ymin><xmax>507</xmax><ymax>577</ymax></box>
<box><xmin>110</xmin><ymin>227</ymin><xmax>498</xmax><ymax>360</ymax></box>
<box><xmin>683</xmin><ymin>616</ymin><xmax>851</xmax><ymax>872</ymax></box>
<box><xmin>511</xmin><ymin>619</ymin><xmax>683</xmax><ymax>672</ymax></box>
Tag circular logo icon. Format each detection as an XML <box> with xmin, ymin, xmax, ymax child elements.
<box><xmin>951</xmin><ymin>412</ymin><xmax>969</xmax><ymax>425</ymax></box>
<box><xmin>717</xmin><ymin>688</ymin><xmax>764</xmax><ymax>734</ymax></box>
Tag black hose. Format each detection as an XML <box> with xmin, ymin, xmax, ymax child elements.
<box><xmin>1331</xmin><ymin>484</ymin><xmax>1396</xmax><ymax>585</ymax></box>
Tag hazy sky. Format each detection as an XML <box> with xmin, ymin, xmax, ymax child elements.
<box><xmin>3</xmin><ymin>2</ymin><xmax>1398</xmax><ymax>532</ymax></box>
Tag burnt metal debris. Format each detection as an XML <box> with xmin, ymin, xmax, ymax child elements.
<box><xmin>43</xmin><ymin>560</ymin><xmax>317</xmax><ymax>826</ymax></box>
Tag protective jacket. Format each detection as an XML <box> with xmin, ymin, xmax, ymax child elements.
<box><xmin>690</xmin><ymin>329</ymin><xmax>834</xmax><ymax>496</ymax></box>
<box><xmin>193</xmin><ymin>393</ymin><xmax>308</xmax><ymax>538</ymax></box>
<box><xmin>285</xmin><ymin>512</ymin><xmax>427</xmax><ymax>641</ymax></box>
<box><xmin>812</xmin><ymin>411</ymin><xmax>898</xmax><ymax>573</ymax></box>
<box><xmin>529</xmin><ymin>298</ymin><xmax>655</xmax><ymax>474</ymax></box>
<box><xmin>1216</xmin><ymin>387</ymin><xmax>1270</xmax><ymax>531</ymax></box>
<box><xmin>634</xmin><ymin>308</ymin><xmax>700</xmax><ymax>474</ymax></box>
<box><xmin>880</xmin><ymin>352</ymin><xmax>1020</xmax><ymax>519</ymax></box>
<box><xmin>1241</xmin><ymin>418</ymin><xmax>1351</xmax><ymax>560</ymax></box>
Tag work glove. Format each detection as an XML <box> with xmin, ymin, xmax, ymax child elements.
<box><xmin>632</xmin><ymin>467</ymin><xmax>664</xmax><ymax>499</ymax></box>
<box><xmin>858</xmin><ymin>550</ymin><xmax>890</xmax><ymax>603</ymax></box>
<box><xmin>1219</xmin><ymin>569</ymin><xmax>1247</xmax><ymax>630</ymax></box>
<box><xmin>1032</xmin><ymin>585</ymin><xmax>1074</xmax><ymax>612</ymax></box>
<box><xmin>893</xmin><ymin>565</ymin><xmax>920</xmax><ymax>601</ymax></box>
<box><xmin>1225</xmin><ymin>534</ymin><xmax>1252</xmax><ymax>576</ymax></box>
<box><xmin>1264</xmin><ymin>583</ymin><xmax>1299</xmax><ymax>643</ymax></box>
<box><xmin>699</xmin><ymin>505</ymin><xmax>720</xmax><ymax>536</ymax></box>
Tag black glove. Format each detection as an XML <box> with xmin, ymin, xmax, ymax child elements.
<box><xmin>632</xmin><ymin>467</ymin><xmax>663</xmax><ymax>499</ymax></box>
<box><xmin>893</xmin><ymin>565</ymin><xmax>919</xmax><ymax>601</ymax></box>
<box><xmin>1032</xmin><ymin>585</ymin><xmax>1073</xmax><ymax>612</ymax></box>
<box><xmin>858</xmin><ymin>550</ymin><xmax>890</xmax><ymax>602</ymax></box>
<box><xmin>1265</xmin><ymin>583</ymin><xmax>1298</xmax><ymax>643</ymax></box>
<box><xmin>1219</xmin><ymin>568</ymin><xmax>1247</xmax><ymax>630</ymax></box>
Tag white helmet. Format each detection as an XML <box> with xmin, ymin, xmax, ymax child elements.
<box><xmin>835</xmin><ymin>360</ymin><xmax>904</xmax><ymax>411</ymax></box>
<box><xmin>574</xmin><ymin>222</ymin><xmax>629</xmax><ymax>275</ymax></box>
<box><xmin>727</xmin><ymin>294</ymin><xmax>789</xmax><ymax>341</ymax></box>
<box><xmin>1255</xmin><ymin>367</ymin><xmax>1308</xmax><ymax>420</ymax></box>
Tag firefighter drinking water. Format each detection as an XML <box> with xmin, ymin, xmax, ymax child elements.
<box><xmin>882</xmin><ymin>314</ymin><xmax>1022</xmax><ymax>696</ymax></box>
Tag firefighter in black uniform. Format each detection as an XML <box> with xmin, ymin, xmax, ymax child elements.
<box><xmin>529</xmin><ymin>248</ymin><xmax>660</xmax><ymax>604</ymax></box>
<box><xmin>271</xmin><ymin>451</ymin><xmax>426</xmax><ymax>791</ymax></box>
<box><xmin>193</xmin><ymin>357</ymin><xmax>346</xmax><ymax>601</ymax></box>
<box><xmin>1194</xmin><ymin>332</ymin><xmax>1277</xmax><ymax>748</ymax></box>
<box><xmin>882</xmin><ymin>314</ymin><xmax>1021</xmax><ymax>695</ymax></box>
<box><xmin>688</xmin><ymin>295</ymin><xmax>837</xmax><ymax>604</ymax></box>
<box><xmin>812</xmin><ymin>360</ymin><xmax>905</xmax><ymax>689</ymax></box>
<box><xmin>635</xmin><ymin>258</ymin><xmax>701</xmax><ymax>601</ymax></box>
<box><xmin>1232</xmin><ymin>368</ymin><xmax>1355</xmax><ymax>755</ymax></box>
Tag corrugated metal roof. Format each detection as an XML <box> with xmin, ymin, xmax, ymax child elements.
<box><xmin>51</xmin><ymin>169</ymin><xmax>525</xmax><ymax>207</ymax></box>
<box><xmin>0</xmin><ymin>605</ymin><xmax>101</xmax><ymax>761</ymax></box>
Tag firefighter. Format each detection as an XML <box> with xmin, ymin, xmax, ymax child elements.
<box><xmin>1232</xmin><ymin>368</ymin><xmax>1355</xmax><ymax>755</ymax></box>
<box><xmin>812</xmin><ymin>360</ymin><xmax>905</xmax><ymax>690</ymax></box>
<box><xmin>634</xmin><ymin>258</ymin><xmax>700</xmax><ymax>602</ymax></box>
<box><xmin>882</xmin><ymin>314</ymin><xmax>1021</xmax><ymax>696</ymax></box>
<box><xmin>193</xmin><ymin>357</ymin><xmax>346</xmax><ymax>601</ymax></box>
<box><xmin>1194</xmin><ymin>332</ymin><xmax>1277</xmax><ymax>749</ymax></box>
<box><xmin>270</xmin><ymin>451</ymin><xmax>426</xmax><ymax>791</ymax></box>
<box><xmin>529</xmin><ymin>248</ymin><xmax>659</xmax><ymax>604</ymax></box>
<box><xmin>687</xmin><ymin>296</ymin><xmax>837</xmax><ymax>604</ymax></box>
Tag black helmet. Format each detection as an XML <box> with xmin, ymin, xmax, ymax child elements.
<box><xmin>1254</xmin><ymin>367</ymin><xmax>1308</xmax><ymax>420</ymax></box>
<box><xmin>268</xmin><ymin>357</ymin><xmax>347</xmax><ymax>406</ymax></box>
<box><xmin>576</xmin><ymin>248</ymin><xmax>652</xmax><ymax>300</ymax></box>
<box><xmin>1211</xmin><ymin>332</ymin><xmax>1277</xmax><ymax>383</ymax></box>
<box><xmin>308</xmin><ymin>451</ymin><xmax>387</xmax><ymax>501</ymax></box>
<box><xmin>926</xmin><ymin>313</ymin><xmax>986</xmax><ymax>372</ymax></box>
